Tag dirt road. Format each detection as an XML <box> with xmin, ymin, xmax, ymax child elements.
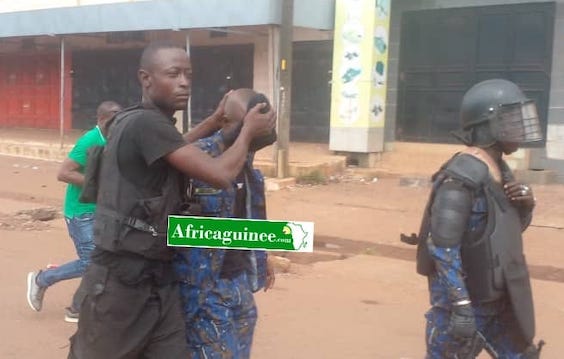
<box><xmin>1</xmin><ymin>155</ymin><xmax>563</xmax><ymax>358</ymax></box>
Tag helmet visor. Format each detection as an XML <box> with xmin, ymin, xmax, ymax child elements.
<box><xmin>491</xmin><ymin>100</ymin><xmax>543</xmax><ymax>143</ymax></box>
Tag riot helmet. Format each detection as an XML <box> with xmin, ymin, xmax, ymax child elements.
<box><xmin>453</xmin><ymin>79</ymin><xmax>542</xmax><ymax>147</ymax></box>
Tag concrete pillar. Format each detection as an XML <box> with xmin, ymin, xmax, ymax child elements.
<box><xmin>530</xmin><ymin>1</ymin><xmax>564</xmax><ymax>182</ymax></box>
<box><xmin>329</xmin><ymin>0</ymin><xmax>391</xmax><ymax>166</ymax></box>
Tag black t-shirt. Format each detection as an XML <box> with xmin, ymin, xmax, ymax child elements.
<box><xmin>117</xmin><ymin>108</ymin><xmax>186</xmax><ymax>194</ymax></box>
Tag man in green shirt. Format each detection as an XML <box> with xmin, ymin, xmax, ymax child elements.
<box><xmin>26</xmin><ymin>101</ymin><xmax>122</xmax><ymax>322</ymax></box>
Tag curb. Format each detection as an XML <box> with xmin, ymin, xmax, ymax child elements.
<box><xmin>265</xmin><ymin>177</ymin><xmax>296</xmax><ymax>191</ymax></box>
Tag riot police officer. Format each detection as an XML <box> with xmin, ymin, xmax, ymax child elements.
<box><xmin>414</xmin><ymin>79</ymin><xmax>544</xmax><ymax>358</ymax></box>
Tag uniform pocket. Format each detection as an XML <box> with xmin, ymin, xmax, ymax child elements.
<box><xmin>80</xmin><ymin>263</ymin><xmax>109</xmax><ymax>343</ymax></box>
<box><xmin>130</xmin><ymin>195</ymin><xmax>166</xmax><ymax>225</ymax></box>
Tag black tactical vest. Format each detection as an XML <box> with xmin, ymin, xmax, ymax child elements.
<box><xmin>416</xmin><ymin>153</ymin><xmax>535</xmax><ymax>342</ymax></box>
<box><xmin>93</xmin><ymin>108</ymin><xmax>187</xmax><ymax>261</ymax></box>
<box><xmin>461</xmin><ymin>172</ymin><xmax>535</xmax><ymax>342</ymax></box>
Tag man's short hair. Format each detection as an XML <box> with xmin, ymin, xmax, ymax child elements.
<box><xmin>139</xmin><ymin>41</ymin><xmax>185</xmax><ymax>71</ymax></box>
<box><xmin>97</xmin><ymin>101</ymin><xmax>121</xmax><ymax>118</ymax></box>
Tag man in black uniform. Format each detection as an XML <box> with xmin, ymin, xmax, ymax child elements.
<box><xmin>412</xmin><ymin>79</ymin><xmax>544</xmax><ymax>358</ymax></box>
<box><xmin>68</xmin><ymin>41</ymin><xmax>275</xmax><ymax>359</ymax></box>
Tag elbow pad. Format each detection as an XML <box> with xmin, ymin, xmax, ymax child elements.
<box><xmin>430</xmin><ymin>180</ymin><xmax>473</xmax><ymax>248</ymax></box>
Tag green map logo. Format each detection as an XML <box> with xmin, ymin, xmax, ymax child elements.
<box><xmin>167</xmin><ymin>216</ymin><xmax>314</xmax><ymax>252</ymax></box>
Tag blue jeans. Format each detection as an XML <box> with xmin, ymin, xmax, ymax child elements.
<box><xmin>36</xmin><ymin>213</ymin><xmax>95</xmax><ymax>309</ymax></box>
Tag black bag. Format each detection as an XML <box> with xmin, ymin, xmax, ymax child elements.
<box><xmin>79</xmin><ymin>145</ymin><xmax>105</xmax><ymax>203</ymax></box>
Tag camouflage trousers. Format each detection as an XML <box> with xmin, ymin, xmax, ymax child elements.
<box><xmin>181</xmin><ymin>272</ymin><xmax>258</xmax><ymax>359</ymax></box>
<box><xmin>425</xmin><ymin>299</ymin><xmax>531</xmax><ymax>358</ymax></box>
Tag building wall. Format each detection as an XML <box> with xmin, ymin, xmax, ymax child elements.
<box><xmin>0</xmin><ymin>25</ymin><xmax>331</xmax><ymax>130</ymax></box>
<box><xmin>531</xmin><ymin>1</ymin><xmax>564</xmax><ymax>180</ymax></box>
<box><xmin>384</xmin><ymin>1</ymin><xmax>407</xmax><ymax>149</ymax></box>
<box><xmin>182</xmin><ymin>26</ymin><xmax>330</xmax><ymax>111</ymax></box>
<box><xmin>0</xmin><ymin>52</ymin><xmax>72</xmax><ymax>129</ymax></box>
<box><xmin>388</xmin><ymin>0</ymin><xmax>564</xmax><ymax>178</ymax></box>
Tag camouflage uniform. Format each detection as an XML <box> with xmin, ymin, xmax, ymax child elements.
<box><xmin>426</xmin><ymin>188</ymin><xmax>532</xmax><ymax>358</ymax></box>
<box><xmin>173</xmin><ymin>131</ymin><xmax>268</xmax><ymax>358</ymax></box>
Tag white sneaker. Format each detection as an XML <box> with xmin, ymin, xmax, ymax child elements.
<box><xmin>64</xmin><ymin>307</ymin><xmax>79</xmax><ymax>323</ymax></box>
<box><xmin>26</xmin><ymin>271</ymin><xmax>46</xmax><ymax>312</ymax></box>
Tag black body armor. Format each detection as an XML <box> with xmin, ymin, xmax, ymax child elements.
<box><xmin>416</xmin><ymin>154</ymin><xmax>535</xmax><ymax>342</ymax></box>
<box><xmin>93</xmin><ymin>108</ymin><xmax>187</xmax><ymax>261</ymax></box>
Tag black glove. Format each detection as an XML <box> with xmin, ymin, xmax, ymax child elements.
<box><xmin>448</xmin><ymin>303</ymin><xmax>477</xmax><ymax>339</ymax></box>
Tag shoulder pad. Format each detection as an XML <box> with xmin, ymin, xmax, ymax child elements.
<box><xmin>109</xmin><ymin>104</ymin><xmax>144</xmax><ymax>121</ymax></box>
<box><xmin>105</xmin><ymin>108</ymin><xmax>146</xmax><ymax>139</ymax></box>
<box><xmin>117</xmin><ymin>107</ymin><xmax>146</xmax><ymax>120</ymax></box>
<box><xmin>114</xmin><ymin>108</ymin><xmax>148</xmax><ymax>125</ymax></box>
<box><xmin>121</xmin><ymin>104</ymin><xmax>143</xmax><ymax>112</ymax></box>
<box><xmin>442</xmin><ymin>153</ymin><xmax>489</xmax><ymax>189</ymax></box>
